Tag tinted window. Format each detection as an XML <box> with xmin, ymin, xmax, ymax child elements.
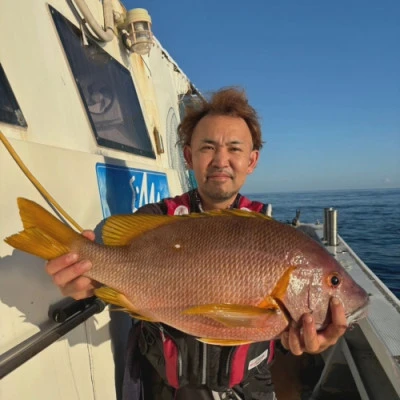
<box><xmin>0</xmin><ymin>64</ymin><xmax>27</xmax><ymax>127</ymax></box>
<box><xmin>51</xmin><ymin>6</ymin><xmax>155</xmax><ymax>158</ymax></box>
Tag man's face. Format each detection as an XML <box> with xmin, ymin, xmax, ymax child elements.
<box><xmin>183</xmin><ymin>114</ymin><xmax>259</xmax><ymax>207</ymax></box>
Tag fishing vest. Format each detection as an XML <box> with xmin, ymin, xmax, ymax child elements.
<box><xmin>162</xmin><ymin>189</ymin><xmax>270</xmax><ymax>216</ymax></box>
<box><xmin>136</xmin><ymin>191</ymin><xmax>276</xmax><ymax>394</ymax></box>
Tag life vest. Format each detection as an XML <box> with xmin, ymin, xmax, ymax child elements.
<box><xmin>139</xmin><ymin>323</ymin><xmax>275</xmax><ymax>392</ymax></box>
<box><xmin>137</xmin><ymin>190</ymin><xmax>275</xmax><ymax>393</ymax></box>
<box><xmin>162</xmin><ymin>189</ymin><xmax>270</xmax><ymax>216</ymax></box>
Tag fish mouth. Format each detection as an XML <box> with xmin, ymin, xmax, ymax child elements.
<box><xmin>316</xmin><ymin>301</ymin><xmax>369</xmax><ymax>331</ymax></box>
<box><xmin>346</xmin><ymin>303</ymin><xmax>369</xmax><ymax>326</ymax></box>
<box><xmin>275</xmin><ymin>299</ymin><xmax>369</xmax><ymax>332</ymax></box>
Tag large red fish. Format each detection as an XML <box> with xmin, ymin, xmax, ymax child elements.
<box><xmin>5</xmin><ymin>198</ymin><xmax>368</xmax><ymax>345</ymax></box>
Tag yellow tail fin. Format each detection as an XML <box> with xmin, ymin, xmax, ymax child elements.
<box><xmin>5</xmin><ymin>198</ymin><xmax>81</xmax><ymax>260</ymax></box>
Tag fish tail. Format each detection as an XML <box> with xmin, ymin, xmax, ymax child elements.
<box><xmin>5</xmin><ymin>198</ymin><xmax>81</xmax><ymax>260</ymax></box>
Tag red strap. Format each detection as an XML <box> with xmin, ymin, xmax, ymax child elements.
<box><xmin>162</xmin><ymin>335</ymin><xmax>180</xmax><ymax>388</ymax></box>
<box><xmin>229</xmin><ymin>344</ymin><xmax>251</xmax><ymax>387</ymax></box>
<box><xmin>267</xmin><ymin>340</ymin><xmax>275</xmax><ymax>363</ymax></box>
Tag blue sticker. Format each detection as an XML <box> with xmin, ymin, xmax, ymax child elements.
<box><xmin>96</xmin><ymin>163</ymin><xmax>170</xmax><ymax>218</ymax></box>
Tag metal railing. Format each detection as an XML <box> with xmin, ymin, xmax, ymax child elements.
<box><xmin>0</xmin><ymin>297</ymin><xmax>105</xmax><ymax>379</ymax></box>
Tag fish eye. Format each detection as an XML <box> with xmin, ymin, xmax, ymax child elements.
<box><xmin>328</xmin><ymin>273</ymin><xmax>341</xmax><ymax>288</ymax></box>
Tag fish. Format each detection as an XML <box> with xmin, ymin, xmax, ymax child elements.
<box><xmin>5</xmin><ymin>198</ymin><xmax>369</xmax><ymax>345</ymax></box>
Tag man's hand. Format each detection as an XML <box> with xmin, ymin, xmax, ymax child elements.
<box><xmin>280</xmin><ymin>297</ymin><xmax>347</xmax><ymax>355</ymax></box>
<box><xmin>45</xmin><ymin>230</ymin><xmax>100</xmax><ymax>300</ymax></box>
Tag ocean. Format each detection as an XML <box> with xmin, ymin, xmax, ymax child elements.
<box><xmin>246</xmin><ymin>188</ymin><xmax>400</xmax><ymax>299</ymax></box>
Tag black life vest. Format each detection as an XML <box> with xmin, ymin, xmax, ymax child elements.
<box><xmin>139</xmin><ymin>323</ymin><xmax>275</xmax><ymax>392</ymax></box>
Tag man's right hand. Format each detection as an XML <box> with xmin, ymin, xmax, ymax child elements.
<box><xmin>45</xmin><ymin>230</ymin><xmax>100</xmax><ymax>300</ymax></box>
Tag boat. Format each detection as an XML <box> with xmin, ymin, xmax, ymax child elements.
<box><xmin>0</xmin><ymin>1</ymin><xmax>399</xmax><ymax>399</ymax></box>
<box><xmin>272</xmin><ymin>219</ymin><xmax>400</xmax><ymax>400</ymax></box>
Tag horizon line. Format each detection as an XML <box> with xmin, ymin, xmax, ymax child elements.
<box><xmin>244</xmin><ymin>186</ymin><xmax>400</xmax><ymax>196</ymax></box>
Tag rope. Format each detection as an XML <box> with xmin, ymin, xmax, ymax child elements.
<box><xmin>0</xmin><ymin>130</ymin><xmax>83</xmax><ymax>232</ymax></box>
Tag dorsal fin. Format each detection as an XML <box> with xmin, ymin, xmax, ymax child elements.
<box><xmin>102</xmin><ymin>209</ymin><xmax>272</xmax><ymax>246</ymax></box>
<box><xmin>201</xmin><ymin>209</ymin><xmax>272</xmax><ymax>220</ymax></box>
<box><xmin>102</xmin><ymin>214</ymin><xmax>182</xmax><ymax>246</ymax></box>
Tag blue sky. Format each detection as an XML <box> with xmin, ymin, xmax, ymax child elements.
<box><xmin>126</xmin><ymin>0</ymin><xmax>400</xmax><ymax>193</ymax></box>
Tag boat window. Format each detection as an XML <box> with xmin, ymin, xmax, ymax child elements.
<box><xmin>50</xmin><ymin>6</ymin><xmax>155</xmax><ymax>158</ymax></box>
<box><xmin>0</xmin><ymin>64</ymin><xmax>27</xmax><ymax>127</ymax></box>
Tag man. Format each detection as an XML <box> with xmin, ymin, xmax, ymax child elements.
<box><xmin>47</xmin><ymin>88</ymin><xmax>347</xmax><ymax>399</ymax></box>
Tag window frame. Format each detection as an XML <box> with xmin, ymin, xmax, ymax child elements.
<box><xmin>50</xmin><ymin>5</ymin><xmax>155</xmax><ymax>158</ymax></box>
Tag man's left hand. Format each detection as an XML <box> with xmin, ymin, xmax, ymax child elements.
<box><xmin>280</xmin><ymin>297</ymin><xmax>347</xmax><ymax>355</ymax></box>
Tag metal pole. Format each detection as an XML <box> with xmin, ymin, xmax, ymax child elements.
<box><xmin>323</xmin><ymin>207</ymin><xmax>333</xmax><ymax>241</ymax></box>
<box><xmin>327</xmin><ymin>209</ymin><xmax>338</xmax><ymax>246</ymax></box>
<box><xmin>0</xmin><ymin>297</ymin><xmax>105</xmax><ymax>379</ymax></box>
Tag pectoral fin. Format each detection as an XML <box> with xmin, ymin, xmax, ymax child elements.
<box><xmin>95</xmin><ymin>287</ymin><xmax>158</xmax><ymax>322</ymax></box>
<box><xmin>182</xmin><ymin>302</ymin><xmax>280</xmax><ymax>328</ymax></box>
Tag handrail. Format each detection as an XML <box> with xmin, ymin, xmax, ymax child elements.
<box><xmin>0</xmin><ymin>297</ymin><xmax>106</xmax><ymax>379</ymax></box>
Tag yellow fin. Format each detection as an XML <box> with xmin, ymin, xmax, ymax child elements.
<box><xmin>102</xmin><ymin>209</ymin><xmax>272</xmax><ymax>246</ymax></box>
<box><xmin>258</xmin><ymin>295</ymin><xmax>282</xmax><ymax>310</ymax></box>
<box><xmin>201</xmin><ymin>209</ymin><xmax>272</xmax><ymax>221</ymax></box>
<box><xmin>6</xmin><ymin>228</ymin><xmax>70</xmax><ymax>260</ymax></box>
<box><xmin>271</xmin><ymin>266</ymin><xmax>297</xmax><ymax>301</ymax></box>
<box><xmin>183</xmin><ymin>303</ymin><xmax>279</xmax><ymax>328</ymax></box>
<box><xmin>17</xmin><ymin>198</ymin><xmax>78</xmax><ymax>243</ymax></box>
<box><xmin>128</xmin><ymin>313</ymin><xmax>158</xmax><ymax>322</ymax></box>
<box><xmin>197</xmin><ymin>338</ymin><xmax>254</xmax><ymax>346</ymax></box>
<box><xmin>95</xmin><ymin>286</ymin><xmax>157</xmax><ymax>321</ymax></box>
<box><xmin>109</xmin><ymin>307</ymin><xmax>158</xmax><ymax>322</ymax></box>
<box><xmin>5</xmin><ymin>198</ymin><xmax>80</xmax><ymax>260</ymax></box>
<box><xmin>102</xmin><ymin>214</ymin><xmax>182</xmax><ymax>246</ymax></box>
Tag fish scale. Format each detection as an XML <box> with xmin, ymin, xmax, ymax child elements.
<box><xmin>5</xmin><ymin>198</ymin><xmax>369</xmax><ymax>343</ymax></box>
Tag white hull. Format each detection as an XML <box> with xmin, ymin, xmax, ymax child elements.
<box><xmin>0</xmin><ymin>0</ymin><xmax>194</xmax><ymax>398</ymax></box>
